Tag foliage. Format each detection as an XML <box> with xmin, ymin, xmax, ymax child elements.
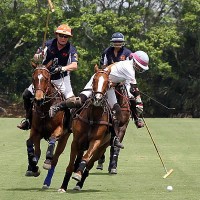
<box><xmin>0</xmin><ymin>0</ymin><xmax>199</xmax><ymax>117</ymax></box>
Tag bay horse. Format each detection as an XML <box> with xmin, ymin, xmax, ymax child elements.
<box><xmin>58</xmin><ymin>68</ymin><xmax>112</xmax><ymax>192</ymax></box>
<box><xmin>25</xmin><ymin>62</ymin><xmax>71</xmax><ymax>189</ymax></box>
<box><xmin>96</xmin><ymin>83</ymin><xmax>131</xmax><ymax>174</ymax></box>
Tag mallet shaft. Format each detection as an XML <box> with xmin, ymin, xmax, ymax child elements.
<box><xmin>142</xmin><ymin>117</ymin><xmax>173</xmax><ymax>178</ymax></box>
<box><xmin>47</xmin><ymin>0</ymin><xmax>55</xmax><ymax>12</ymax></box>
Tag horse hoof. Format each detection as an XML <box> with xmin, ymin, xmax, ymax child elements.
<box><xmin>72</xmin><ymin>173</ymin><xmax>82</xmax><ymax>182</ymax></box>
<box><xmin>109</xmin><ymin>168</ymin><xmax>117</xmax><ymax>174</ymax></box>
<box><xmin>73</xmin><ymin>185</ymin><xmax>81</xmax><ymax>191</ymax></box>
<box><xmin>43</xmin><ymin>159</ymin><xmax>51</xmax><ymax>170</ymax></box>
<box><xmin>25</xmin><ymin>167</ymin><xmax>41</xmax><ymax>177</ymax></box>
<box><xmin>96</xmin><ymin>163</ymin><xmax>103</xmax><ymax>170</ymax></box>
<box><xmin>42</xmin><ymin>184</ymin><xmax>49</xmax><ymax>189</ymax></box>
<box><xmin>58</xmin><ymin>188</ymin><xmax>66</xmax><ymax>193</ymax></box>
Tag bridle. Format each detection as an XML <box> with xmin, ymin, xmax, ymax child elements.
<box><xmin>92</xmin><ymin>70</ymin><xmax>110</xmax><ymax>107</ymax></box>
<box><xmin>32</xmin><ymin>66</ymin><xmax>51</xmax><ymax>96</ymax></box>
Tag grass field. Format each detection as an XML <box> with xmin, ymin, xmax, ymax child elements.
<box><xmin>0</xmin><ymin>118</ymin><xmax>200</xmax><ymax>200</ymax></box>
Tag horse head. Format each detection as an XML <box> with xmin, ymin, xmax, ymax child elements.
<box><xmin>31</xmin><ymin>61</ymin><xmax>52</xmax><ymax>106</ymax></box>
<box><xmin>92</xmin><ymin>68</ymin><xmax>111</xmax><ymax>106</ymax></box>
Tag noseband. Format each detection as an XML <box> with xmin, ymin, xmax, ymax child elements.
<box><xmin>92</xmin><ymin>70</ymin><xmax>110</xmax><ymax>106</ymax></box>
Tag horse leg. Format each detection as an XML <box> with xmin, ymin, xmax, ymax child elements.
<box><xmin>43</xmin><ymin>133</ymin><xmax>70</xmax><ymax>189</ymax></box>
<box><xmin>108</xmin><ymin>146</ymin><xmax>120</xmax><ymax>174</ymax></box>
<box><xmin>72</xmin><ymin>160</ymin><xmax>87</xmax><ymax>182</ymax></box>
<box><xmin>73</xmin><ymin>137</ymin><xmax>103</xmax><ymax>181</ymax></box>
<box><xmin>74</xmin><ymin>151</ymin><xmax>84</xmax><ymax>172</ymax></box>
<box><xmin>58</xmin><ymin>171</ymin><xmax>73</xmax><ymax>193</ymax></box>
<box><xmin>108</xmin><ymin>124</ymin><xmax>127</xmax><ymax>174</ymax></box>
<box><xmin>108</xmin><ymin>125</ymin><xmax>126</xmax><ymax>174</ymax></box>
<box><xmin>25</xmin><ymin>138</ymin><xmax>40</xmax><ymax>177</ymax></box>
<box><xmin>58</xmin><ymin>140</ymin><xmax>79</xmax><ymax>192</ymax></box>
<box><xmin>73</xmin><ymin>154</ymin><xmax>97</xmax><ymax>190</ymax></box>
<box><xmin>73</xmin><ymin>169</ymin><xmax>89</xmax><ymax>191</ymax></box>
<box><xmin>96</xmin><ymin>153</ymin><xmax>105</xmax><ymax>170</ymax></box>
<box><xmin>43</xmin><ymin>137</ymin><xmax>56</xmax><ymax>170</ymax></box>
<box><xmin>74</xmin><ymin>139</ymin><xmax>109</xmax><ymax>191</ymax></box>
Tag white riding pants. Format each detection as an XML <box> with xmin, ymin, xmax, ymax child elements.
<box><xmin>28</xmin><ymin>75</ymin><xmax>74</xmax><ymax>99</ymax></box>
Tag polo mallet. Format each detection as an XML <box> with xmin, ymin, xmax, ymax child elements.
<box><xmin>47</xmin><ymin>0</ymin><xmax>55</xmax><ymax>12</ymax></box>
<box><xmin>140</xmin><ymin>91</ymin><xmax>176</xmax><ymax>110</ymax></box>
<box><xmin>142</xmin><ymin>117</ymin><xmax>173</xmax><ymax>178</ymax></box>
<box><xmin>42</xmin><ymin>0</ymin><xmax>55</xmax><ymax>49</ymax></box>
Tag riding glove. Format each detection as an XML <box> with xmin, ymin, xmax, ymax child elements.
<box><xmin>135</xmin><ymin>96</ymin><xmax>143</xmax><ymax>114</ymax></box>
<box><xmin>54</xmin><ymin>65</ymin><xmax>65</xmax><ymax>72</ymax></box>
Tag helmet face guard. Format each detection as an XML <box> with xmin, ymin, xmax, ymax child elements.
<box><xmin>133</xmin><ymin>61</ymin><xmax>146</xmax><ymax>73</ymax></box>
<box><xmin>110</xmin><ymin>41</ymin><xmax>125</xmax><ymax>48</ymax></box>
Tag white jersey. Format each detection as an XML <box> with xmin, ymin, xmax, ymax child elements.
<box><xmin>81</xmin><ymin>59</ymin><xmax>137</xmax><ymax>108</ymax></box>
<box><xmin>107</xmin><ymin>59</ymin><xmax>137</xmax><ymax>85</ymax></box>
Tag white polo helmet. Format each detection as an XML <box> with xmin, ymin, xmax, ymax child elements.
<box><xmin>130</xmin><ymin>51</ymin><xmax>149</xmax><ymax>72</ymax></box>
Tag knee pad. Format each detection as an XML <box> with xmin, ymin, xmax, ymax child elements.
<box><xmin>79</xmin><ymin>93</ymin><xmax>88</xmax><ymax>104</ymax></box>
<box><xmin>65</xmin><ymin>96</ymin><xmax>82</xmax><ymax>108</ymax></box>
<box><xmin>23</xmin><ymin>88</ymin><xmax>33</xmax><ymax>100</ymax></box>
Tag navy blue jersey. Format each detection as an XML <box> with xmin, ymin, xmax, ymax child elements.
<box><xmin>100</xmin><ymin>46</ymin><xmax>132</xmax><ymax>66</ymax></box>
<box><xmin>43</xmin><ymin>38</ymin><xmax>78</xmax><ymax>80</ymax></box>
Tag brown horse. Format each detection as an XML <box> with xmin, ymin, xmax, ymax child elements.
<box><xmin>25</xmin><ymin>62</ymin><xmax>71</xmax><ymax>189</ymax></box>
<box><xmin>58</xmin><ymin>68</ymin><xmax>112</xmax><ymax>192</ymax></box>
<box><xmin>96</xmin><ymin>83</ymin><xmax>131</xmax><ymax>174</ymax></box>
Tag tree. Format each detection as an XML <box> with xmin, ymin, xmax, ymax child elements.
<box><xmin>0</xmin><ymin>0</ymin><xmax>199</xmax><ymax>117</ymax></box>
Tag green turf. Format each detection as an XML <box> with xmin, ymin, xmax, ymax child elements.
<box><xmin>0</xmin><ymin>118</ymin><xmax>200</xmax><ymax>200</ymax></box>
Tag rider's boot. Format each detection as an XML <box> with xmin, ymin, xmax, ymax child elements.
<box><xmin>49</xmin><ymin>94</ymin><xmax>87</xmax><ymax>118</ymax></box>
<box><xmin>130</xmin><ymin>98</ymin><xmax>144</xmax><ymax>128</ymax></box>
<box><xmin>17</xmin><ymin>89</ymin><xmax>33</xmax><ymax>130</ymax></box>
<box><xmin>112</xmin><ymin>103</ymin><xmax>124</xmax><ymax>149</ymax></box>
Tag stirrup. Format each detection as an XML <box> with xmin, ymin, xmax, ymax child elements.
<box><xmin>17</xmin><ymin>119</ymin><xmax>30</xmax><ymax>130</ymax></box>
<box><xmin>112</xmin><ymin>136</ymin><xmax>124</xmax><ymax>149</ymax></box>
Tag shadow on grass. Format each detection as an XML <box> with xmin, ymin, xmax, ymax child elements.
<box><xmin>5</xmin><ymin>187</ymin><xmax>102</xmax><ymax>193</ymax></box>
<box><xmin>90</xmin><ymin>171</ymin><xmax>118</xmax><ymax>176</ymax></box>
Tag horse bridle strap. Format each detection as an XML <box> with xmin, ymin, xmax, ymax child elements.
<box><xmin>33</xmin><ymin>67</ymin><xmax>51</xmax><ymax>94</ymax></box>
<box><xmin>75</xmin><ymin>114</ymin><xmax>112</xmax><ymax>126</ymax></box>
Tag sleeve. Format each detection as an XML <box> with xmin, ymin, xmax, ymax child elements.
<box><xmin>42</xmin><ymin>39</ymin><xmax>53</xmax><ymax>65</ymax></box>
<box><xmin>100</xmin><ymin>50</ymin><xmax>108</xmax><ymax>67</ymax></box>
<box><xmin>67</xmin><ymin>45</ymin><xmax>78</xmax><ymax>65</ymax></box>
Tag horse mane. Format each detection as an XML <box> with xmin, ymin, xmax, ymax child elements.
<box><xmin>94</xmin><ymin>64</ymin><xmax>111</xmax><ymax>74</ymax></box>
<box><xmin>30</xmin><ymin>60</ymin><xmax>53</xmax><ymax>69</ymax></box>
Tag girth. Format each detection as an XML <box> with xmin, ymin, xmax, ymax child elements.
<box><xmin>75</xmin><ymin>114</ymin><xmax>112</xmax><ymax>126</ymax></box>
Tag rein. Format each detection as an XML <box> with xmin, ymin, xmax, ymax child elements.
<box><xmin>115</xmin><ymin>86</ymin><xmax>131</xmax><ymax>112</ymax></box>
<box><xmin>75</xmin><ymin>98</ymin><xmax>112</xmax><ymax>127</ymax></box>
<box><xmin>114</xmin><ymin>88</ymin><xmax>129</xmax><ymax>101</ymax></box>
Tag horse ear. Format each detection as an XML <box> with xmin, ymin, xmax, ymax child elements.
<box><xmin>30</xmin><ymin>61</ymin><xmax>38</xmax><ymax>69</ymax></box>
<box><xmin>106</xmin><ymin>64</ymin><xmax>113</xmax><ymax>74</ymax></box>
<box><xmin>45</xmin><ymin>60</ymin><xmax>53</xmax><ymax>69</ymax></box>
<box><xmin>94</xmin><ymin>64</ymin><xmax>99</xmax><ymax>73</ymax></box>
